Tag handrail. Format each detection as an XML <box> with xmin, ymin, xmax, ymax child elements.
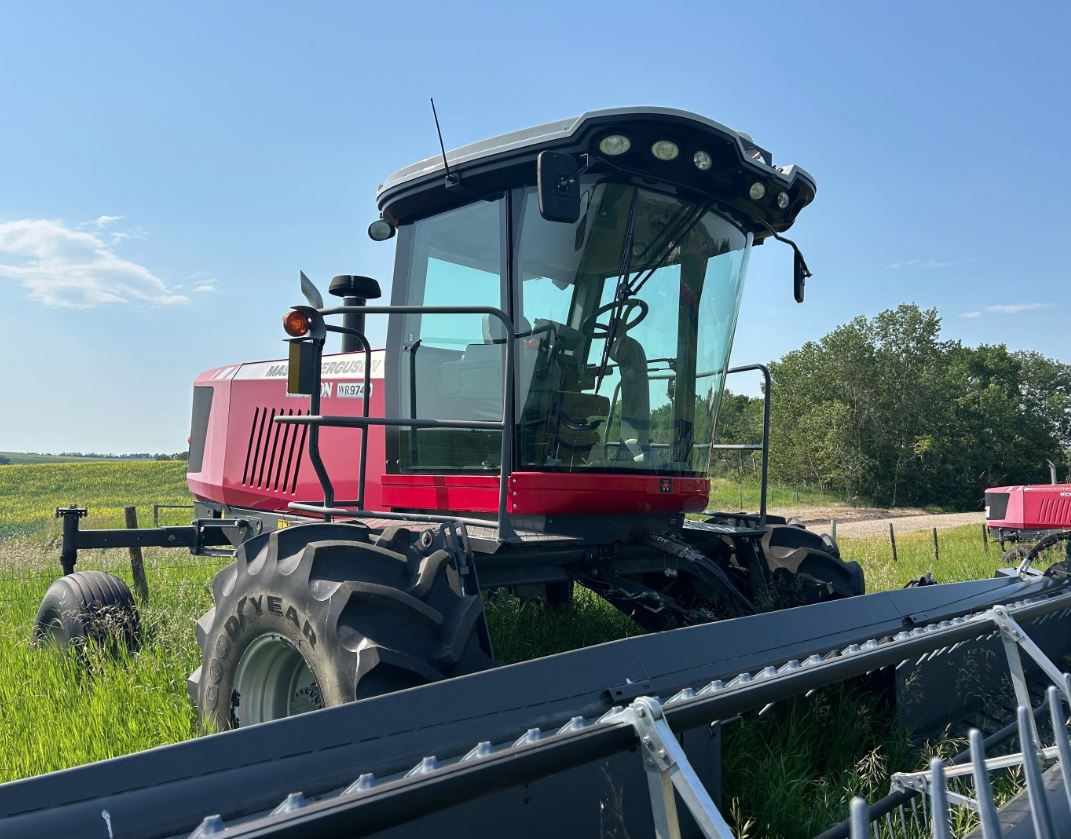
<box><xmin>279</xmin><ymin>417</ymin><xmax>504</xmax><ymax>431</ymax></box>
<box><xmin>320</xmin><ymin>323</ymin><xmax>373</xmax><ymax>511</ymax></box>
<box><xmin>598</xmin><ymin>362</ymin><xmax>772</xmax><ymax>524</ymax></box>
<box><xmin>277</xmin><ymin>304</ymin><xmax>518</xmax><ymax>542</ymax></box>
<box><xmin>720</xmin><ymin>364</ymin><xmax>772</xmax><ymax>525</ymax></box>
<box><xmin>279</xmin><ymin>304</ymin><xmax>769</xmax><ymax>535</ymax></box>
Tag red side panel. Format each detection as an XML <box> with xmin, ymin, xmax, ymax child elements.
<box><xmin>987</xmin><ymin>484</ymin><xmax>1071</xmax><ymax>530</ymax></box>
<box><xmin>189</xmin><ymin>349</ymin><xmax>708</xmax><ymax>518</ymax></box>
<box><xmin>187</xmin><ymin>352</ymin><xmax>387</xmax><ymax>513</ymax></box>
<box><xmin>381</xmin><ymin>472</ymin><xmax>710</xmax><ymax>516</ymax></box>
<box><xmin>379</xmin><ymin>474</ymin><xmax>499</xmax><ymax>513</ymax></box>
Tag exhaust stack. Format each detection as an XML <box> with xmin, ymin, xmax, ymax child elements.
<box><xmin>328</xmin><ymin>274</ymin><xmax>381</xmax><ymax>352</ymax></box>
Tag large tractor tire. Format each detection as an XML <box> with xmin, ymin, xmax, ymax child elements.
<box><xmin>760</xmin><ymin>522</ymin><xmax>864</xmax><ymax>604</ymax></box>
<box><xmin>188</xmin><ymin>522</ymin><xmax>493</xmax><ymax>730</ymax></box>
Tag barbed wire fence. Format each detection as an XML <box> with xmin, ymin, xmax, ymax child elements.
<box><xmin>0</xmin><ymin>503</ymin><xmax>231</xmax><ymax>610</ymax></box>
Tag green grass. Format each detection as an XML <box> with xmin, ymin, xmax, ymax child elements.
<box><xmin>0</xmin><ymin>451</ymin><xmax>130</xmax><ymax>465</ymax></box>
<box><xmin>0</xmin><ymin>462</ymin><xmax>1028</xmax><ymax>835</ymax></box>
<box><xmin>708</xmin><ymin>477</ymin><xmax>846</xmax><ymax>512</ymax></box>
<box><xmin>0</xmin><ymin>460</ymin><xmax>191</xmax><ymax>541</ymax></box>
<box><xmin>0</xmin><ymin>461</ymin><xmax>210</xmax><ymax>778</ymax></box>
<box><xmin>722</xmin><ymin>682</ymin><xmax>915</xmax><ymax>838</ymax></box>
<box><xmin>0</xmin><ymin>553</ymin><xmax>218</xmax><ymax>779</ymax></box>
<box><xmin>849</xmin><ymin>522</ymin><xmax>1004</xmax><ymax>591</ymax></box>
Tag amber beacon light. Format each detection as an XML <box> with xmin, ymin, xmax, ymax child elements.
<box><xmin>282</xmin><ymin>309</ymin><xmax>311</xmax><ymax>337</ymax></box>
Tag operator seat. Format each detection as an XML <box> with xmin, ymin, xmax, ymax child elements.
<box><xmin>421</xmin><ymin>315</ymin><xmax>538</xmax><ymax>470</ymax></box>
<box><xmin>520</xmin><ymin>320</ymin><xmax>609</xmax><ymax>466</ymax></box>
<box><xmin>433</xmin><ymin>315</ymin><xmax>534</xmax><ymax>422</ymax></box>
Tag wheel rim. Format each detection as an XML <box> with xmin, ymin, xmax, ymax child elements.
<box><xmin>232</xmin><ymin>633</ymin><xmax>322</xmax><ymax>725</ymax></box>
<box><xmin>35</xmin><ymin>616</ymin><xmax>65</xmax><ymax>647</ymax></box>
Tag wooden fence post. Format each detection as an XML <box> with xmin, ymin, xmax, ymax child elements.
<box><xmin>889</xmin><ymin>522</ymin><xmax>898</xmax><ymax>563</ymax></box>
<box><xmin>830</xmin><ymin>519</ymin><xmax>838</xmax><ymax>541</ymax></box>
<box><xmin>932</xmin><ymin>527</ymin><xmax>940</xmax><ymax>563</ymax></box>
<box><xmin>982</xmin><ymin>522</ymin><xmax>989</xmax><ymax>552</ymax></box>
<box><xmin>124</xmin><ymin>505</ymin><xmax>149</xmax><ymax>603</ymax></box>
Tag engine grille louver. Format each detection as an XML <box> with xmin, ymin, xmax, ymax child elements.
<box><xmin>1039</xmin><ymin>495</ymin><xmax>1071</xmax><ymax>526</ymax></box>
<box><xmin>242</xmin><ymin>407</ymin><xmax>308</xmax><ymax>494</ymax></box>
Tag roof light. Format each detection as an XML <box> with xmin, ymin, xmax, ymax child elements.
<box><xmin>651</xmin><ymin>140</ymin><xmax>679</xmax><ymax>161</ymax></box>
<box><xmin>598</xmin><ymin>134</ymin><xmax>631</xmax><ymax>156</ymax></box>
<box><xmin>367</xmin><ymin>219</ymin><xmax>396</xmax><ymax>241</ymax></box>
<box><xmin>749</xmin><ymin>182</ymin><xmax>767</xmax><ymax>201</ymax></box>
<box><xmin>693</xmin><ymin>150</ymin><xmax>712</xmax><ymax>171</ymax></box>
<box><xmin>777</xmin><ymin>191</ymin><xmax>790</xmax><ymax>209</ymax></box>
<box><xmin>283</xmin><ymin>310</ymin><xmax>311</xmax><ymax>337</ymax></box>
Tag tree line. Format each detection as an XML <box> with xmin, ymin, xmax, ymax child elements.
<box><xmin>714</xmin><ymin>304</ymin><xmax>1071</xmax><ymax>510</ymax></box>
<box><xmin>0</xmin><ymin>451</ymin><xmax>189</xmax><ymax>465</ymax></box>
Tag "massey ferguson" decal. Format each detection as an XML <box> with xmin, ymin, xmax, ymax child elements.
<box><xmin>233</xmin><ymin>352</ymin><xmax>385</xmax><ymax>381</ymax></box>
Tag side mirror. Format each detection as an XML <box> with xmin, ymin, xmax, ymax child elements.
<box><xmin>793</xmin><ymin>250</ymin><xmax>811</xmax><ymax>303</ymax></box>
<box><xmin>537</xmin><ymin>151</ymin><xmax>581</xmax><ymax>223</ymax></box>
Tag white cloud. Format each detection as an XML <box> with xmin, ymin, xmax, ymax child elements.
<box><xmin>885</xmin><ymin>258</ymin><xmax>957</xmax><ymax>270</ymax></box>
<box><xmin>0</xmin><ymin>218</ymin><xmax>187</xmax><ymax>308</ymax></box>
<box><xmin>960</xmin><ymin>303</ymin><xmax>1048</xmax><ymax>318</ymax></box>
<box><xmin>191</xmin><ymin>280</ymin><xmax>218</xmax><ymax>293</ymax></box>
<box><xmin>985</xmin><ymin>303</ymin><xmax>1048</xmax><ymax>315</ymax></box>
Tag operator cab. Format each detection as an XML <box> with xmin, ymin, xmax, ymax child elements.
<box><xmin>374</xmin><ymin>108</ymin><xmax>815</xmax><ymax>495</ymax></box>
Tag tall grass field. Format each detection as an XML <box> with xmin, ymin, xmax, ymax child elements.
<box><xmin>0</xmin><ymin>461</ymin><xmax>1024</xmax><ymax>835</ymax></box>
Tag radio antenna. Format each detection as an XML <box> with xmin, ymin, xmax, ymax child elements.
<box><xmin>430</xmin><ymin>98</ymin><xmax>460</xmax><ymax>187</ymax></box>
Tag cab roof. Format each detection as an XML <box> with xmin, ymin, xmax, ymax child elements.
<box><xmin>376</xmin><ymin>107</ymin><xmax>817</xmax><ymax>237</ymax></box>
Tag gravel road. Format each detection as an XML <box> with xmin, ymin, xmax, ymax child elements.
<box><xmin>798</xmin><ymin>511</ymin><xmax>985</xmax><ymax>539</ymax></box>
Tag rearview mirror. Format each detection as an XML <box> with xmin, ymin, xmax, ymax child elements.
<box><xmin>537</xmin><ymin>151</ymin><xmax>581</xmax><ymax>223</ymax></box>
<box><xmin>793</xmin><ymin>250</ymin><xmax>810</xmax><ymax>303</ymax></box>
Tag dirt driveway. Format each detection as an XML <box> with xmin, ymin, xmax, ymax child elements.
<box><xmin>810</xmin><ymin>511</ymin><xmax>984</xmax><ymax>538</ymax></box>
<box><xmin>766</xmin><ymin>503</ymin><xmax>985</xmax><ymax>539</ymax></box>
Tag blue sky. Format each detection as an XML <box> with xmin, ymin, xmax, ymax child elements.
<box><xmin>0</xmin><ymin>1</ymin><xmax>1068</xmax><ymax>453</ymax></box>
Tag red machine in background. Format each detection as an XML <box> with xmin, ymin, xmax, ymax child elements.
<box><xmin>986</xmin><ymin>483</ymin><xmax>1071</xmax><ymax>545</ymax></box>
<box><xmin>986</xmin><ymin>483</ymin><xmax>1071</xmax><ymax>578</ymax></box>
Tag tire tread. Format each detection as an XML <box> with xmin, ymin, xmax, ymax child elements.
<box><xmin>191</xmin><ymin>523</ymin><xmax>493</xmax><ymax>729</ymax></box>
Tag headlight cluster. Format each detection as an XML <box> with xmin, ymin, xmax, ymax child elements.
<box><xmin>598</xmin><ymin>134</ymin><xmax>631</xmax><ymax>156</ymax></box>
<box><xmin>595</xmin><ymin>132</ymin><xmax>793</xmax><ymax>209</ymax></box>
<box><xmin>599</xmin><ymin>133</ymin><xmax>703</xmax><ymax>169</ymax></box>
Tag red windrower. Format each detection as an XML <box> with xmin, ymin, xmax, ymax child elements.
<box><xmin>986</xmin><ymin>483</ymin><xmax>1071</xmax><ymax>531</ymax></box>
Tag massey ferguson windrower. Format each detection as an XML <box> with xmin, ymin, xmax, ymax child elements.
<box><xmin>179</xmin><ymin>107</ymin><xmax>866</xmax><ymax>728</ymax></box>
<box><xmin>22</xmin><ymin>108</ymin><xmax>1071</xmax><ymax>839</ymax></box>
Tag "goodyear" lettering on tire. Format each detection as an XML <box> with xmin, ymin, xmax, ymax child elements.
<box><xmin>222</xmin><ymin>594</ymin><xmax>318</xmax><ymax>648</ymax></box>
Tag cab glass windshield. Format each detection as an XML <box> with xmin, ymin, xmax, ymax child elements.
<box><xmin>391</xmin><ymin>181</ymin><xmax>752</xmax><ymax>475</ymax></box>
<box><xmin>514</xmin><ymin>181</ymin><xmax>751</xmax><ymax>473</ymax></box>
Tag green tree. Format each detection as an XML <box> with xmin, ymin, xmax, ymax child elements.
<box><xmin>763</xmin><ymin>305</ymin><xmax>1066</xmax><ymax>509</ymax></box>
<box><xmin>1014</xmin><ymin>351</ymin><xmax>1071</xmax><ymax>457</ymax></box>
<box><xmin>795</xmin><ymin>400</ymin><xmax>873</xmax><ymax>499</ymax></box>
